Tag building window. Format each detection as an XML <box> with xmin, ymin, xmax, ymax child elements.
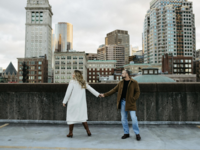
<box><xmin>73</xmin><ymin>66</ymin><xmax>77</xmax><ymax>69</ymax></box>
<box><xmin>73</xmin><ymin>56</ymin><xmax>77</xmax><ymax>59</ymax></box>
<box><xmin>38</xmin><ymin>76</ymin><xmax>42</xmax><ymax>79</ymax></box>
<box><xmin>30</xmin><ymin>61</ymin><xmax>35</xmax><ymax>65</ymax></box>
<box><xmin>38</xmin><ymin>71</ymin><xmax>42</xmax><ymax>75</ymax></box>
<box><xmin>79</xmin><ymin>56</ymin><xmax>83</xmax><ymax>59</ymax></box>
<box><xmin>55</xmin><ymin>66</ymin><xmax>59</xmax><ymax>69</ymax></box>
<box><xmin>61</xmin><ymin>56</ymin><xmax>65</xmax><ymax>59</ymax></box>
<box><xmin>38</xmin><ymin>61</ymin><xmax>42</xmax><ymax>65</ymax></box>
<box><xmin>56</xmin><ymin>56</ymin><xmax>60</xmax><ymax>60</ymax></box>
<box><xmin>67</xmin><ymin>56</ymin><xmax>71</xmax><ymax>59</ymax></box>
<box><xmin>61</xmin><ymin>66</ymin><xmax>65</xmax><ymax>69</ymax></box>
<box><xmin>31</xmin><ymin>66</ymin><xmax>35</xmax><ymax>70</ymax></box>
<box><xmin>79</xmin><ymin>66</ymin><xmax>83</xmax><ymax>69</ymax></box>
<box><xmin>55</xmin><ymin>61</ymin><xmax>59</xmax><ymax>65</ymax></box>
<box><xmin>38</xmin><ymin>66</ymin><xmax>41</xmax><ymax>70</ymax></box>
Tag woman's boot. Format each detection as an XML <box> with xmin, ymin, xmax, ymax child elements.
<box><xmin>67</xmin><ymin>124</ymin><xmax>74</xmax><ymax>138</ymax></box>
<box><xmin>82</xmin><ymin>122</ymin><xmax>91</xmax><ymax>136</ymax></box>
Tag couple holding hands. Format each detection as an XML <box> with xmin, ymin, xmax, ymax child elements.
<box><xmin>62</xmin><ymin>69</ymin><xmax>141</xmax><ymax>141</ymax></box>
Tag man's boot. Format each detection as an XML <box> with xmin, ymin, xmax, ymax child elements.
<box><xmin>121</xmin><ymin>134</ymin><xmax>130</xmax><ymax>139</ymax></box>
<box><xmin>82</xmin><ymin>122</ymin><xmax>91</xmax><ymax>136</ymax></box>
<box><xmin>67</xmin><ymin>124</ymin><xmax>74</xmax><ymax>138</ymax></box>
<box><xmin>136</xmin><ymin>134</ymin><xmax>141</xmax><ymax>141</ymax></box>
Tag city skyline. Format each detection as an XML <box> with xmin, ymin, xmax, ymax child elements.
<box><xmin>1</xmin><ymin>0</ymin><xmax>200</xmax><ymax>70</ymax></box>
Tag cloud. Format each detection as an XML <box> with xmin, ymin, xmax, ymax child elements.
<box><xmin>0</xmin><ymin>0</ymin><xmax>200</xmax><ymax>71</ymax></box>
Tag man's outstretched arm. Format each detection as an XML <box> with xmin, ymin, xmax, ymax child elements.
<box><xmin>101</xmin><ymin>83</ymin><xmax>119</xmax><ymax>97</ymax></box>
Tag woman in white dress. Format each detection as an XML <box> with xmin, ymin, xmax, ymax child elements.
<box><xmin>62</xmin><ymin>70</ymin><xmax>101</xmax><ymax>138</ymax></box>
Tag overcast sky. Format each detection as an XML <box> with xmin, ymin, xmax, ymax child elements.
<box><xmin>0</xmin><ymin>0</ymin><xmax>200</xmax><ymax>70</ymax></box>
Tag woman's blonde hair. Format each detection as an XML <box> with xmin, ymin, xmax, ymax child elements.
<box><xmin>74</xmin><ymin>70</ymin><xmax>86</xmax><ymax>89</ymax></box>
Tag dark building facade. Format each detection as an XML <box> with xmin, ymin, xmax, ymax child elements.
<box><xmin>86</xmin><ymin>53</ymin><xmax>97</xmax><ymax>60</ymax></box>
<box><xmin>129</xmin><ymin>55</ymin><xmax>144</xmax><ymax>64</ymax></box>
<box><xmin>162</xmin><ymin>54</ymin><xmax>193</xmax><ymax>74</ymax></box>
<box><xmin>17</xmin><ymin>56</ymin><xmax>48</xmax><ymax>83</ymax></box>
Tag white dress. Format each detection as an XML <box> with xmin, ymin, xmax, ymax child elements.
<box><xmin>62</xmin><ymin>80</ymin><xmax>100</xmax><ymax>125</ymax></box>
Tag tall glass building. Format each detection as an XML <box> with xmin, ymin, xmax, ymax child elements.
<box><xmin>143</xmin><ymin>0</ymin><xmax>196</xmax><ymax>64</ymax></box>
<box><xmin>55</xmin><ymin>22</ymin><xmax>73</xmax><ymax>52</ymax></box>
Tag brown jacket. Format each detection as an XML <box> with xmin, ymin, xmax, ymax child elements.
<box><xmin>104</xmin><ymin>78</ymin><xmax>140</xmax><ymax>111</ymax></box>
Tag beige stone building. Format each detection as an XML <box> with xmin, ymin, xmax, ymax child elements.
<box><xmin>97</xmin><ymin>45</ymin><xmax>125</xmax><ymax>68</ymax></box>
<box><xmin>54</xmin><ymin>51</ymin><xmax>87</xmax><ymax>83</ymax></box>
<box><xmin>124</xmin><ymin>63</ymin><xmax>162</xmax><ymax>74</ymax></box>
<box><xmin>17</xmin><ymin>56</ymin><xmax>48</xmax><ymax>83</ymax></box>
<box><xmin>105</xmin><ymin>30</ymin><xmax>130</xmax><ymax>65</ymax></box>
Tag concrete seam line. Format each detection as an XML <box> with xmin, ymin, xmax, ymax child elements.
<box><xmin>0</xmin><ymin>120</ymin><xmax>200</xmax><ymax>125</ymax></box>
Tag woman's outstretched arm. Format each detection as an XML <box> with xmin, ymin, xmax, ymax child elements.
<box><xmin>86</xmin><ymin>83</ymin><xmax>100</xmax><ymax>97</ymax></box>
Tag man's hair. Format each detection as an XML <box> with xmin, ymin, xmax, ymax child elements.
<box><xmin>123</xmin><ymin>69</ymin><xmax>131</xmax><ymax>77</ymax></box>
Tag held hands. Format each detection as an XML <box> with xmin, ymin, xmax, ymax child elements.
<box><xmin>63</xmin><ymin>103</ymin><xmax>66</xmax><ymax>107</ymax></box>
<box><xmin>98</xmin><ymin>94</ymin><xmax>105</xmax><ymax>98</ymax></box>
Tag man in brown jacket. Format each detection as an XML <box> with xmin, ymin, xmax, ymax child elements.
<box><xmin>100</xmin><ymin>70</ymin><xmax>141</xmax><ymax>141</ymax></box>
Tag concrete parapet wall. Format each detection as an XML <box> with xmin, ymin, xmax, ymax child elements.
<box><xmin>0</xmin><ymin>83</ymin><xmax>200</xmax><ymax>121</ymax></box>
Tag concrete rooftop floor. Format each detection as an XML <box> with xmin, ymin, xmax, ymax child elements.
<box><xmin>0</xmin><ymin>123</ymin><xmax>200</xmax><ymax>150</ymax></box>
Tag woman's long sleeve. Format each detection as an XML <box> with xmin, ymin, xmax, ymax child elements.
<box><xmin>86</xmin><ymin>83</ymin><xmax>100</xmax><ymax>97</ymax></box>
<box><xmin>62</xmin><ymin>81</ymin><xmax>74</xmax><ymax>104</ymax></box>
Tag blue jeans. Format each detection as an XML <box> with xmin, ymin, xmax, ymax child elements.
<box><xmin>121</xmin><ymin>98</ymin><xmax>140</xmax><ymax>135</ymax></box>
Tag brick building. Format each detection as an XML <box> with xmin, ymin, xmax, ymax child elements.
<box><xmin>162</xmin><ymin>54</ymin><xmax>193</xmax><ymax>74</ymax></box>
<box><xmin>87</xmin><ymin>60</ymin><xmax>116</xmax><ymax>83</ymax></box>
<box><xmin>17</xmin><ymin>56</ymin><xmax>48</xmax><ymax>83</ymax></box>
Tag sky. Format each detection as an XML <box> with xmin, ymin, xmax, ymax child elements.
<box><xmin>0</xmin><ymin>0</ymin><xmax>200</xmax><ymax>70</ymax></box>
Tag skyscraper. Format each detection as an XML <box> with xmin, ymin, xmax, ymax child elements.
<box><xmin>143</xmin><ymin>0</ymin><xmax>196</xmax><ymax>64</ymax></box>
<box><xmin>25</xmin><ymin>0</ymin><xmax>53</xmax><ymax>76</ymax></box>
<box><xmin>55</xmin><ymin>22</ymin><xmax>73</xmax><ymax>52</ymax></box>
<box><xmin>105</xmin><ymin>30</ymin><xmax>130</xmax><ymax>65</ymax></box>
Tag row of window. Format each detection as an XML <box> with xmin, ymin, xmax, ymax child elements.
<box><xmin>19</xmin><ymin>66</ymin><xmax>42</xmax><ymax>70</ymax></box>
<box><xmin>19</xmin><ymin>76</ymin><xmax>42</xmax><ymax>80</ymax></box>
<box><xmin>173</xmin><ymin>64</ymin><xmax>192</xmax><ymax>67</ymax></box>
<box><xmin>19</xmin><ymin>61</ymin><xmax>42</xmax><ymax>65</ymax></box>
<box><xmin>88</xmin><ymin>72</ymin><xmax>112</xmax><ymax>75</ymax></box>
<box><xmin>55</xmin><ymin>56</ymin><xmax>83</xmax><ymax>60</ymax></box>
<box><xmin>88</xmin><ymin>68</ymin><xmax>112</xmax><ymax>71</ymax></box>
<box><xmin>55</xmin><ymin>61</ymin><xmax>83</xmax><ymax>65</ymax></box>
<box><xmin>55</xmin><ymin>66</ymin><xmax>83</xmax><ymax>70</ymax></box>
